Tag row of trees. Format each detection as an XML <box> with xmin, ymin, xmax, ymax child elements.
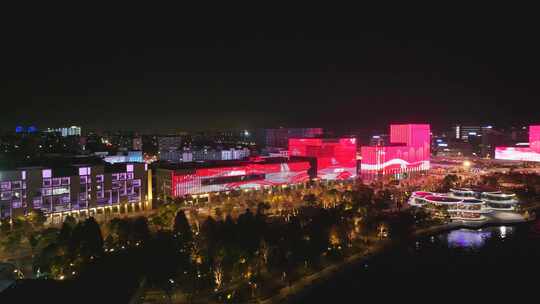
<box><xmin>3</xmin><ymin>180</ymin><xmax>434</xmax><ymax>303</ymax></box>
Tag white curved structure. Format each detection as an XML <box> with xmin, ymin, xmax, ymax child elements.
<box><xmin>409</xmin><ymin>191</ymin><xmax>491</xmax><ymax>221</ymax></box>
<box><xmin>480</xmin><ymin>191</ymin><xmax>519</xmax><ymax>211</ymax></box>
<box><xmin>409</xmin><ymin>188</ymin><xmax>521</xmax><ymax>222</ymax></box>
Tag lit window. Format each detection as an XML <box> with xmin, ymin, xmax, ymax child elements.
<box><xmin>42</xmin><ymin>169</ymin><xmax>52</xmax><ymax>178</ymax></box>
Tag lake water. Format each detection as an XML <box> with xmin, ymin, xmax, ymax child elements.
<box><xmin>295</xmin><ymin>220</ymin><xmax>540</xmax><ymax>303</ymax></box>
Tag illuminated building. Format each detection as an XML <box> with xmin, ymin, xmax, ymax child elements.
<box><xmin>409</xmin><ymin>191</ymin><xmax>490</xmax><ymax>221</ymax></box>
<box><xmin>46</xmin><ymin>126</ymin><xmax>81</xmax><ymax>137</ymax></box>
<box><xmin>158</xmin><ymin>135</ymin><xmax>183</xmax><ymax>152</ymax></box>
<box><xmin>103</xmin><ymin>151</ymin><xmax>144</xmax><ymax>164</ymax></box>
<box><xmin>453</xmin><ymin>125</ymin><xmax>482</xmax><ymax>140</ymax></box>
<box><xmin>288</xmin><ymin>137</ymin><xmax>357</xmax><ymax>180</ymax></box>
<box><xmin>0</xmin><ymin>162</ymin><xmax>147</xmax><ymax>219</ymax></box>
<box><xmin>155</xmin><ymin>158</ymin><xmax>311</xmax><ymax>199</ymax></box>
<box><xmin>495</xmin><ymin>125</ymin><xmax>540</xmax><ymax>162</ymax></box>
<box><xmin>408</xmin><ymin>188</ymin><xmax>520</xmax><ymax>222</ymax></box>
<box><xmin>160</xmin><ymin>147</ymin><xmax>250</xmax><ymax>163</ymax></box>
<box><xmin>360</xmin><ymin>124</ymin><xmax>430</xmax><ymax>176</ymax></box>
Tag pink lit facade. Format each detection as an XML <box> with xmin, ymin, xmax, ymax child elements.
<box><xmin>530</xmin><ymin>125</ymin><xmax>540</xmax><ymax>153</ymax></box>
<box><xmin>361</xmin><ymin>124</ymin><xmax>430</xmax><ymax>175</ymax></box>
<box><xmin>496</xmin><ymin>125</ymin><xmax>540</xmax><ymax>162</ymax></box>
<box><xmin>288</xmin><ymin>138</ymin><xmax>357</xmax><ymax>180</ymax></box>
<box><xmin>160</xmin><ymin>160</ymin><xmax>311</xmax><ymax>198</ymax></box>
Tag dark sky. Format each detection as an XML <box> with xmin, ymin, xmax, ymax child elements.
<box><xmin>2</xmin><ymin>8</ymin><xmax>540</xmax><ymax>133</ymax></box>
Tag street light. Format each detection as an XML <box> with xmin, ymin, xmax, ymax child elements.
<box><xmin>463</xmin><ymin>160</ymin><xmax>471</xmax><ymax>169</ymax></box>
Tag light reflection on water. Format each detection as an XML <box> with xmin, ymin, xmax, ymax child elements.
<box><xmin>443</xmin><ymin>226</ymin><xmax>514</xmax><ymax>249</ymax></box>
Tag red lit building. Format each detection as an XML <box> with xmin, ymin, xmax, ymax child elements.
<box><xmin>155</xmin><ymin>158</ymin><xmax>311</xmax><ymax>198</ymax></box>
<box><xmin>288</xmin><ymin>138</ymin><xmax>357</xmax><ymax>180</ymax></box>
<box><xmin>360</xmin><ymin>124</ymin><xmax>430</xmax><ymax>176</ymax></box>
<box><xmin>495</xmin><ymin>125</ymin><xmax>540</xmax><ymax>162</ymax></box>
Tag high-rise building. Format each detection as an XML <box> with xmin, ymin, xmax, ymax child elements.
<box><xmin>360</xmin><ymin>124</ymin><xmax>431</xmax><ymax>176</ymax></box>
<box><xmin>453</xmin><ymin>125</ymin><xmax>482</xmax><ymax>141</ymax></box>
<box><xmin>158</xmin><ymin>136</ymin><xmax>182</xmax><ymax>151</ymax></box>
<box><xmin>46</xmin><ymin>126</ymin><xmax>82</xmax><ymax>137</ymax></box>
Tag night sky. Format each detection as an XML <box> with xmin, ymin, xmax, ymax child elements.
<box><xmin>2</xmin><ymin>9</ymin><xmax>539</xmax><ymax>132</ymax></box>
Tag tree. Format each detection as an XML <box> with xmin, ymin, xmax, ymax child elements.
<box><xmin>131</xmin><ymin>217</ymin><xmax>151</xmax><ymax>244</ymax></box>
<box><xmin>27</xmin><ymin>210</ymin><xmax>47</xmax><ymax>229</ymax></box>
<box><xmin>173</xmin><ymin>210</ymin><xmax>193</xmax><ymax>254</ymax></box>
<box><xmin>440</xmin><ymin>174</ymin><xmax>459</xmax><ymax>192</ymax></box>
<box><xmin>78</xmin><ymin>217</ymin><xmax>104</xmax><ymax>259</ymax></box>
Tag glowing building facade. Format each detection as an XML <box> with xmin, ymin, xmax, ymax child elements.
<box><xmin>0</xmin><ymin>162</ymin><xmax>148</xmax><ymax>219</ymax></box>
<box><xmin>288</xmin><ymin>138</ymin><xmax>357</xmax><ymax>180</ymax></box>
<box><xmin>360</xmin><ymin>124</ymin><xmax>430</xmax><ymax>176</ymax></box>
<box><xmin>156</xmin><ymin>158</ymin><xmax>311</xmax><ymax>198</ymax></box>
<box><xmin>495</xmin><ymin>125</ymin><xmax>540</xmax><ymax>162</ymax></box>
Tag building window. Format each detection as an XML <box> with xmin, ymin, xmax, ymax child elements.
<box><xmin>11</xmin><ymin>181</ymin><xmax>22</xmax><ymax>190</ymax></box>
<box><xmin>42</xmin><ymin>169</ymin><xmax>52</xmax><ymax>178</ymax></box>
<box><xmin>80</xmin><ymin>176</ymin><xmax>87</xmax><ymax>184</ymax></box>
<box><xmin>119</xmin><ymin>173</ymin><xmax>126</xmax><ymax>180</ymax></box>
<box><xmin>1</xmin><ymin>192</ymin><xmax>12</xmax><ymax>200</ymax></box>
<box><xmin>127</xmin><ymin>164</ymin><xmax>134</xmax><ymax>172</ymax></box>
<box><xmin>43</xmin><ymin>179</ymin><xmax>51</xmax><ymax>187</ymax></box>
<box><xmin>0</xmin><ymin>182</ymin><xmax>10</xmax><ymax>191</ymax></box>
<box><xmin>96</xmin><ymin>175</ymin><xmax>104</xmax><ymax>183</ymax></box>
<box><xmin>79</xmin><ymin>167</ymin><xmax>88</xmax><ymax>176</ymax></box>
<box><xmin>127</xmin><ymin>173</ymin><xmax>134</xmax><ymax>180</ymax></box>
<box><xmin>52</xmin><ymin>186</ymin><xmax>69</xmax><ymax>196</ymax></box>
<box><xmin>52</xmin><ymin>178</ymin><xmax>61</xmax><ymax>187</ymax></box>
<box><xmin>61</xmin><ymin>177</ymin><xmax>70</xmax><ymax>185</ymax></box>
<box><xmin>42</xmin><ymin>188</ymin><xmax>53</xmax><ymax>196</ymax></box>
<box><xmin>33</xmin><ymin>197</ymin><xmax>42</xmax><ymax>208</ymax></box>
<box><xmin>112</xmin><ymin>174</ymin><xmax>119</xmax><ymax>181</ymax></box>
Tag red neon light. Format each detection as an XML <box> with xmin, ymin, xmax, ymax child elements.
<box><xmin>288</xmin><ymin>137</ymin><xmax>357</xmax><ymax>180</ymax></box>
<box><xmin>361</xmin><ymin>124</ymin><xmax>430</xmax><ymax>175</ymax></box>
<box><xmin>495</xmin><ymin>125</ymin><xmax>540</xmax><ymax>162</ymax></box>
<box><xmin>495</xmin><ymin>147</ymin><xmax>540</xmax><ymax>162</ymax></box>
<box><xmin>530</xmin><ymin>125</ymin><xmax>540</xmax><ymax>153</ymax></box>
<box><xmin>171</xmin><ymin>160</ymin><xmax>311</xmax><ymax>197</ymax></box>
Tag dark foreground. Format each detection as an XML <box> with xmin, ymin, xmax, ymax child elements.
<box><xmin>3</xmin><ymin>220</ymin><xmax>540</xmax><ymax>303</ymax></box>
<box><xmin>292</xmin><ymin>220</ymin><xmax>540</xmax><ymax>303</ymax></box>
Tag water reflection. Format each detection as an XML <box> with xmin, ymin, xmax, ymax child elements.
<box><xmin>445</xmin><ymin>229</ymin><xmax>492</xmax><ymax>248</ymax></box>
<box><xmin>444</xmin><ymin>226</ymin><xmax>515</xmax><ymax>249</ymax></box>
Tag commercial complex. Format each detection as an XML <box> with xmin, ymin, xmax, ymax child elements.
<box><xmin>360</xmin><ymin>124</ymin><xmax>430</xmax><ymax>176</ymax></box>
<box><xmin>0</xmin><ymin>161</ymin><xmax>148</xmax><ymax>219</ymax></box>
<box><xmin>155</xmin><ymin>157</ymin><xmax>311</xmax><ymax>199</ymax></box>
<box><xmin>495</xmin><ymin>125</ymin><xmax>540</xmax><ymax>162</ymax></box>
<box><xmin>288</xmin><ymin>137</ymin><xmax>357</xmax><ymax>180</ymax></box>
